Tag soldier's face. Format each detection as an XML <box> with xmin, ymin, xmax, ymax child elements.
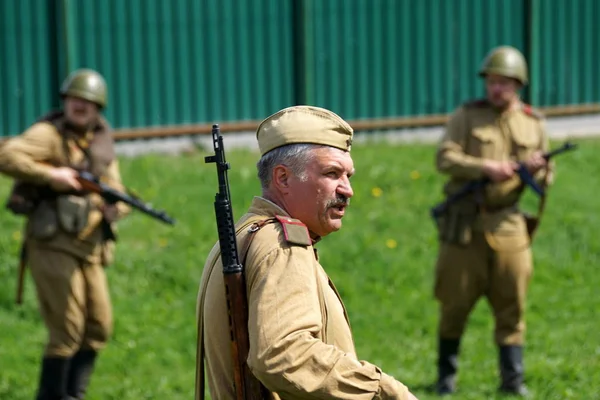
<box><xmin>485</xmin><ymin>74</ymin><xmax>521</xmax><ymax>108</ymax></box>
<box><xmin>64</xmin><ymin>96</ymin><xmax>100</xmax><ymax>129</ymax></box>
<box><xmin>286</xmin><ymin>147</ymin><xmax>355</xmax><ymax>238</ymax></box>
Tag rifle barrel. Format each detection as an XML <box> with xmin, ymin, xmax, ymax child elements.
<box><xmin>77</xmin><ymin>172</ymin><xmax>175</xmax><ymax>225</ymax></box>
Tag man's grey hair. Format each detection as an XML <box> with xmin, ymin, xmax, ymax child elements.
<box><xmin>257</xmin><ymin>143</ymin><xmax>326</xmax><ymax>190</ymax></box>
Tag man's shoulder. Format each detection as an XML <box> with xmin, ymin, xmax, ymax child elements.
<box><xmin>521</xmin><ymin>103</ymin><xmax>545</xmax><ymax>120</ymax></box>
<box><xmin>251</xmin><ymin>215</ymin><xmax>312</xmax><ymax>248</ymax></box>
<box><xmin>449</xmin><ymin>99</ymin><xmax>491</xmax><ymax>120</ymax></box>
<box><xmin>6</xmin><ymin>120</ymin><xmax>61</xmax><ymax>146</ymax></box>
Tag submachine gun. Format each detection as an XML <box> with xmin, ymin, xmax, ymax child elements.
<box><xmin>430</xmin><ymin>141</ymin><xmax>578</xmax><ymax>223</ymax></box>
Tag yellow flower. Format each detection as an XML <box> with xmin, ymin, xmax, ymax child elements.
<box><xmin>385</xmin><ymin>239</ymin><xmax>397</xmax><ymax>249</ymax></box>
<box><xmin>12</xmin><ymin>230</ymin><xmax>21</xmax><ymax>241</ymax></box>
<box><xmin>371</xmin><ymin>187</ymin><xmax>383</xmax><ymax>197</ymax></box>
<box><xmin>158</xmin><ymin>238</ymin><xmax>168</xmax><ymax>248</ymax></box>
<box><xmin>410</xmin><ymin>170</ymin><xmax>421</xmax><ymax>180</ymax></box>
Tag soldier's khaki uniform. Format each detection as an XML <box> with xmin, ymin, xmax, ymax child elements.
<box><xmin>435</xmin><ymin>99</ymin><xmax>551</xmax><ymax>344</ymax></box>
<box><xmin>196</xmin><ymin>106</ymin><xmax>412</xmax><ymax>400</ymax></box>
<box><xmin>432</xmin><ymin>45</ymin><xmax>554</xmax><ymax>397</ymax></box>
<box><xmin>0</xmin><ymin>69</ymin><xmax>129</xmax><ymax>400</ymax></box>
<box><xmin>0</xmin><ymin>114</ymin><xmax>128</xmax><ymax>354</ymax></box>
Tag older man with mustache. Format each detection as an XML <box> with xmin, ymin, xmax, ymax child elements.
<box><xmin>196</xmin><ymin>105</ymin><xmax>418</xmax><ymax>400</ymax></box>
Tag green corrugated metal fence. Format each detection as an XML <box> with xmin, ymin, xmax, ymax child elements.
<box><xmin>529</xmin><ymin>0</ymin><xmax>600</xmax><ymax>107</ymax></box>
<box><xmin>0</xmin><ymin>0</ymin><xmax>60</xmax><ymax>137</ymax></box>
<box><xmin>1</xmin><ymin>0</ymin><xmax>599</xmax><ymax>138</ymax></box>
<box><xmin>302</xmin><ymin>0</ymin><xmax>526</xmax><ymax>118</ymax></box>
<box><xmin>61</xmin><ymin>0</ymin><xmax>295</xmax><ymax>127</ymax></box>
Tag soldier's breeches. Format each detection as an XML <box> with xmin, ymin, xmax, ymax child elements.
<box><xmin>434</xmin><ymin>232</ymin><xmax>532</xmax><ymax>345</ymax></box>
<box><xmin>28</xmin><ymin>244</ymin><xmax>113</xmax><ymax>357</ymax></box>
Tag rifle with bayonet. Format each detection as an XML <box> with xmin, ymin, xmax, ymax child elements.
<box><xmin>205</xmin><ymin>124</ymin><xmax>265</xmax><ymax>400</ymax></box>
<box><xmin>430</xmin><ymin>141</ymin><xmax>578</xmax><ymax>222</ymax></box>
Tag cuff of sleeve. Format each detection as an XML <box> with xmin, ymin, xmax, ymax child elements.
<box><xmin>461</xmin><ymin>157</ymin><xmax>487</xmax><ymax>179</ymax></box>
<box><xmin>27</xmin><ymin>163</ymin><xmax>54</xmax><ymax>184</ymax></box>
<box><xmin>376</xmin><ymin>370</ymin><xmax>410</xmax><ymax>400</ymax></box>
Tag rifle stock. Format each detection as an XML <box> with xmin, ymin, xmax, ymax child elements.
<box><xmin>205</xmin><ymin>124</ymin><xmax>265</xmax><ymax>400</ymax></box>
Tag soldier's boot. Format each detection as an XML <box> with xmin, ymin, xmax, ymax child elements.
<box><xmin>436</xmin><ymin>338</ymin><xmax>460</xmax><ymax>395</ymax></box>
<box><xmin>35</xmin><ymin>356</ymin><xmax>71</xmax><ymax>400</ymax></box>
<box><xmin>66</xmin><ymin>349</ymin><xmax>98</xmax><ymax>399</ymax></box>
<box><xmin>498</xmin><ymin>345</ymin><xmax>529</xmax><ymax>396</ymax></box>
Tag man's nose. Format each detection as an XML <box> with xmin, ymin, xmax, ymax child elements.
<box><xmin>337</xmin><ymin>177</ymin><xmax>353</xmax><ymax>199</ymax></box>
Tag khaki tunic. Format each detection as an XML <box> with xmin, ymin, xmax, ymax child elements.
<box><xmin>436</xmin><ymin>100</ymin><xmax>553</xmax><ymax>236</ymax></box>
<box><xmin>0</xmin><ymin>120</ymin><xmax>128</xmax><ymax>256</ymax></box>
<box><xmin>0</xmin><ymin>119</ymin><xmax>128</xmax><ymax>356</ymax></box>
<box><xmin>434</xmin><ymin>100</ymin><xmax>553</xmax><ymax>345</ymax></box>
<box><xmin>197</xmin><ymin>197</ymin><xmax>410</xmax><ymax>400</ymax></box>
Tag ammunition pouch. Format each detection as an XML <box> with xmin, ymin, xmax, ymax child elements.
<box><xmin>5</xmin><ymin>182</ymin><xmax>43</xmax><ymax>216</ymax></box>
<box><xmin>56</xmin><ymin>195</ymin><xmax>91</xmax><ymax>234</ymax></box>
<box><xmin>27</xmin><ymin>200</ymin><xmax>59</xmax><ymax>240</ymax></box>
<box><xmin>436</xmin><ymin>202</ymin><xmax>478</xmax><ymax>246</ymax></box>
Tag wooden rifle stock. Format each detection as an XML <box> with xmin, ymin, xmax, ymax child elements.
<box><xmin>205</xmin><ymin>124</ymin><xmax>265</xmax><ymax>400</ymax></box>
<box><xmin>223</xmin><ymin>273</ymin><xmax>265</xmax><ymax>400</ymax></box>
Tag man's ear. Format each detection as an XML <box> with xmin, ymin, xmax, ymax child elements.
<box><xmin>272</xmin><ymin>165</ymin><xmax>291</xmax><ymax>193</ymax></box>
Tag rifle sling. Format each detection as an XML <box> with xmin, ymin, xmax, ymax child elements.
<box><xmin>195</xmin><ymin>216</ymin><xmax>275</xmax><ymax>400</ymax></box>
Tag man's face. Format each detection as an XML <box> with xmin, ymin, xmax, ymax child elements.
<box><xmin>284</xmin><ymin>147</ymin><xmax>355</xmax><ymax>238</ymax></box>
<box><xmin>64</xmin><ymin>96</ymin><xmax>99</xmax><ymax>129</ymax></box>
<box><xmin>485</xmin><ymin>74</ymin><xmax>521</xmax><ymax>108</ymax></box>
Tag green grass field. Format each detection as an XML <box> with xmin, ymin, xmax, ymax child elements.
<box><xmin>1</xmin><ymin>138</ymin><xmax>599</xmax><ymax>399</ymax></box>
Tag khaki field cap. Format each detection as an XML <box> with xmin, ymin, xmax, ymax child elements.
<box><xmin>256</xmin><ymin>105</ymin><xmax>354</xmax><ymax>156</ymax></box>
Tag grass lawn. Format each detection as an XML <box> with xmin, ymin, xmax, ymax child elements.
<box><xmin>0</xmin><ymin>138</ymin><xmax>598</xmax><ymax>399</ymax></box>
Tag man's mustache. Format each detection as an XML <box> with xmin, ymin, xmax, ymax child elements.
<box><xmin>327</xmin><ymin>196</ymin><xmax>350</xmax><ymax>208</ymax></box>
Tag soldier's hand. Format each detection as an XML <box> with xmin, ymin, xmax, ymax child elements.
<box><xmin>49</xmin><ymin>167</ymin><xmax>82</xmax><ymax>192</ymax></box>
<box><xmin>482</xmin><ymin>160</ymin><xmax>518</xmax><ymax>182</ymax></box>
<box><xmin>524</xmin><ymin>151</ymin><xmax>548</xmax><ymax>174</ymax></box>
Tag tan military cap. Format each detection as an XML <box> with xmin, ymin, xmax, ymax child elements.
<box><xmin>256</xmin><ymin>105</ymin><xmax>353</xmax><ymax>156</ymax></box>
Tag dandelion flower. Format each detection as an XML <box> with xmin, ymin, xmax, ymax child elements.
<box><xmin>385</xmin><ymin>239</ymin><xmax>397</xmax><ymax>249</ymax></box>
<box><xmin>371</xmin><ymin>187</ymin><xmax>383</xmax><ymax>197</ymax></box>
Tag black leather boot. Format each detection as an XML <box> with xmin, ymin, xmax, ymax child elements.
<box><xmin>66</xmin><ymin>349</ymin><xmax>98</xmax><ymax>399</ymax></box>
<box><xmin>499</xmin><ymin>345</ymin><xmax>529</xmax><ymax>396</ymax></box>
<box><xmin>35</xmin><ymin>356</ymin><xmax>71</xmax><ymax>400</ymax></box>
<box><xmin>436</xmin><ymin>338</ymin><xmax>460</xmax><ymax>395</ymax></box>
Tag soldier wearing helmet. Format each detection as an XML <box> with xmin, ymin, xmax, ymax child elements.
<box><xmin>432</xmin><ymin>46</ymin><xmax>554</xmax><ymax>396</ymax></box>
<box><xmin>0</xmin><ymin>68</ymin><xmax>130</xmax><ymax>399</ymax></box>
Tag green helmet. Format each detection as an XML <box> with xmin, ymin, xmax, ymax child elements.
<box><xmin>478</xmin><ymin>46</ymin><xmax>528</xmax><ymax>85</ymax></box>
<box><xmin>60</xmin><ymin>68</ymin><xmax>108</xmax><ymax>108</ymax></box>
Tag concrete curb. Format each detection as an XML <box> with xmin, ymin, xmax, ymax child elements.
<box><xmin>115</xmin><ymin>113</ymin><xmax>600</xmax><ymax>157</ymax></box>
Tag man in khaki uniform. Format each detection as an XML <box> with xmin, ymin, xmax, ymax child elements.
<box><xmin>0</xmin><ymin>69</ymin><xmax>129</xmax><ymax>400</ymax></box>
<box><xmin>433</xmin><ymin>46</ymin><xmax>553</xmax><ymax>396</ymax></box>
<box><xmin>196</xmin><ymin>105</ymin><xmax>419</xmax><ymax>400</ymax></box>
